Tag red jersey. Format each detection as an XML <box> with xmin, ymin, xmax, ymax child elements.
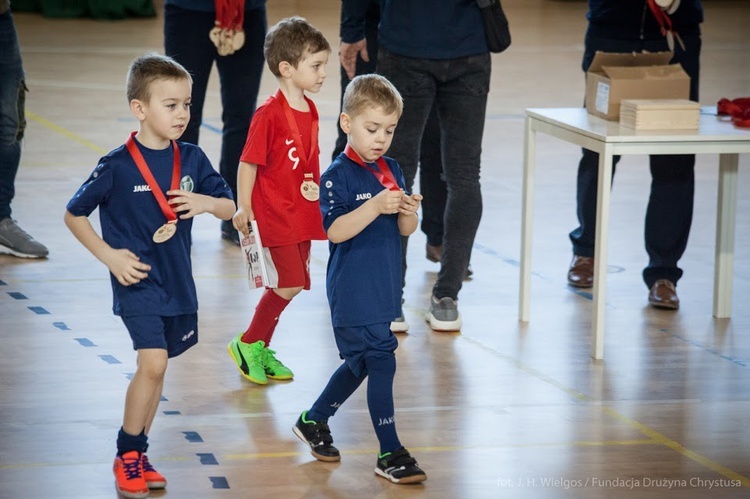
<box><xmin>240</xmin><ymin>93</ymin><xmax>327</xmax><ymax>246</ymax></box>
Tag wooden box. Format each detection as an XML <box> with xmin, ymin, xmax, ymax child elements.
<box><xmin>619</xmin><ymin>99</ymin><xmax>700</xmax><ymax>130</ymax></box>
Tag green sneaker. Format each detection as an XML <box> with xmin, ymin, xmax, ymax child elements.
<box><xmin>262</xmin><ymin>346</ymin><xmax>294</xmax><ymax>380</ymax></box>
<box><xmin>227</xmin><ymin>335</ymin><xmax>267</xmax><ymax>385</ymax></box>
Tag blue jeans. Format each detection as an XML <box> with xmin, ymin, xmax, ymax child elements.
<box><xmin>569</xmin><ymin>29</ymin><xmax>701</xmax><ymax>288</ymax></box>
<box><xmin>377</xmin><ymin>49</ymin><xmax>491</xmax><ymax>300</ymax></box>
<box><xmin>0</xmin><ymin>9</ymin><xmax>26</xmax><ymax>220</ymax></box>
<box><xmin>164</xmin><ymin>4</ymin><xmax>266</xmax><ymax>203</ymax></box>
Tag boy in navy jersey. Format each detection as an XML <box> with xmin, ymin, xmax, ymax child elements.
<box><xmin>229</xmin><ymin>17</ymin><xmax>330</xmax><ymax>385</ymax></box>
<box><xmin>293</xmin><ymin>74</ymin><xmax>427</xmax><ymax>484</ymax></box>
<box><xmin>64</xmin><ymin>53</ymin><xmax>235</xmax><ymax>498</ymax></box>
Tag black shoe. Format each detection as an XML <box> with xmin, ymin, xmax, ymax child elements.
<box><xmin>293</xmin><ymin>411</ymin><xmax>340</xmax><ymax>462</ymax></box>
<box><xmin>221</xmin><ymin>220</ymin><xmax>240</xmax><ymax>246</ymax></box>
<box><xmin>375</xmin><ymin>447</ymin><xmax>427</xmax><ymax>484</ymax></box>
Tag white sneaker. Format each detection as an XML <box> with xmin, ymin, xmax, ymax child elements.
<box><xmin>426</xmin><ymin>296</ymin><xmax>462</xmax><ymax>332</ymax></box>
<box><xmin>0</xmin><ymin>218</ymin><xmax>48</xmax><ymax>258</ymax></box>
<box><xmin>390</xmin><ymin>315</ymin><xmax>409</xmax><ymax>333</ymax></box>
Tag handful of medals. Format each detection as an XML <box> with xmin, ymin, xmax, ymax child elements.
<box><xmin>647</xmin><ymin>0</ymin><xmax>685</xmax><ymax>52</ymax></box>
<box><xmin>209</xmin><ymin>0</ymin><xmax>245</xmax><ymax>56</ymax></box>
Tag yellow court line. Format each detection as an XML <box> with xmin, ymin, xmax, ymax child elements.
<box><xmin>462</xmin><ymin>335</ymin><xmax>750</xmax><ymax>488</ymax></box>
<box><xmin>26</xmin><ymin>111</ymin><xmax>108</xmax><ymax>155</ymax></box>
<box><xmin>0</xmin><ymin>439</ymin><xmax>657</xmax><ymax>470</ymax></box>
<box><xmin>224</xmin><ymin>439</ymin><xmax>657</xmax><ymax>462</ymax></box>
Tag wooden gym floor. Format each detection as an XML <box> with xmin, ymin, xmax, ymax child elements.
<box><xmin>1</xmin><ymin>1</ymin><xmax>750</xmax><ymax>497</ymax></box>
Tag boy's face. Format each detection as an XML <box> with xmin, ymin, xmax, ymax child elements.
<box><xmin>340</xmin><ymin>106</ymin><xmax>399</xmax><ymax>163</ymax></box>
<box><xmin>132</xmin><ymin>77</ymin><xmax>192</xmax><ymax>144</ymax></box>
<box><xmin>290</xmin><ymin>49</ymin><xmax>329</xmax><ymax>93</ymax></box>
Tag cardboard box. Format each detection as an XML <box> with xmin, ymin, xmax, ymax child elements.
<box><xmin>585</xmin><ymin>51</ymin><xmax>690</xmax><ymax>121</ymax></box>
<box><xmin>620</xmin><ymin>99</ymin><xmax>700</xmax><ymax>130</ymax></box>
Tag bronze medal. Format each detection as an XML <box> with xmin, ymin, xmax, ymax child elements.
<box><xmin>232</xmin><ymin>29</ymin><xmax>245</xmax><ymax>51</ymax></box>
<box><xmin>153</xmin><ymin>222</ymin><xmax>177</xmax><ymax>243</ymax></box>
<box><xmin>209</xmin><ymin>25</ymin><xmax>222</xmax><ymax>48</ymax></box>
<box><xmin>300</xmin><ymin>180</ymin><xmax>319</xmax><ymax>202</ymax></box>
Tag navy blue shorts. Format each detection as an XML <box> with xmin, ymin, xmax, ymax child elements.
<box><xmin>121</xmin><ymin>313</ymin><xmax>198</xmax><ymax>358</ymax></box>
<box><xmin>333</xmin><ymin>323</ymin><xmax>398</xmax><ymax>377</ymax></box>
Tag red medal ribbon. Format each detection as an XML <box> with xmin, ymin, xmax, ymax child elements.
<box><xmin>646</xmin><ymin>0</ymin><xmax>684</xmax><ymax>50</ymax></box>
<box><xmin>717</xmin><ymin>97</ymin><xmax>750</xmax><ymax>128</ymax></box>
<box><xmin>125</xmin><ymin>132</ymin><xmax>181</xmax><ymax>224</ymax></box>
<box><xmin>272</xmin><ymin>89</ymin><xmax>319</xmax><ymax>175</ymax></box>
<box><xmin>344</xmin><ymin>144</ymin><xmax>401</xmax><ymax>191</ymax></box>
<box><xmin>214</xmin><ymin>0</ymin><xmax>244</xmax><ymax>32</ymax></box>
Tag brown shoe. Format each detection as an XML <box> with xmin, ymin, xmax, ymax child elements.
<box><xmin>648</xmin><ymin>279</ymin><xmax>680</xmax><ymax>310</ymax></box>
<box><xmin>567</xmin><ymin>255</ymin><xmax>594</xmax><ymax>288</ymax></box>
<box><xmin>426</xmin><ymin>243</ymin><xmax>442</xmax><ymax>263</ymax></box>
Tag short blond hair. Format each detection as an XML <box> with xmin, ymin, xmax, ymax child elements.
<box><xmin>126</xmin><ymin>53</ymin><xmax>191</xmax><ymax>103</ymax></box>
<box><xmin>264</xmin><ymin>16</ymin><xmax>330</xmax><ymax>77</ymax></box>
<box><xmin>342</xmin><ymin>74</ymin><xmax>403</xmax><ymax>119</ymax></box>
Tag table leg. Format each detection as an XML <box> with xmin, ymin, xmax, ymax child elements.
<box><xmin>713</xmin><ymin>153</ymin><xmax>738</xmax><ymax>318</ymax></box>
<box><xmin>592</xmin><ymin>145</ymin><xmax>613</xmax><ymax>359</ymax></box>
<box><xmin>519</xmin><ymin>116</ymin><xmax>536</xmax><ymax>322</ymax></box>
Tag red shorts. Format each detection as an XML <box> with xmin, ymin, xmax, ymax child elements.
<box><xmin>266</xmin><ymin>241</ymin><xmax>312</xmax><ymax>289</ymax></box>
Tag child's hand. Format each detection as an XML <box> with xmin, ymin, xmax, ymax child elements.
<box><xmin>103</xmin><ymin>248</ymin><xmax>151</xmax><ymax>286</ymax></box>
<box><xmin>399</xmin><ymin>193</ymin><xmax>422</xmax><ymax>216</ymax></box>
<box><xmin>167</xmin><ymin>189</ymin><xmax>212</xmax><ymax>219</ymax></box>
<box><xmin>232</xmin><ymin>206</ymin><xmax>255</xmax><ymax>237</ymax></box>
<box><xmin>371</xmin><ymin>188</ymin><xmax>405</xmax><ymax>215</ymax></box>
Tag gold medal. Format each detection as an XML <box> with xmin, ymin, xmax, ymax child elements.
<box><xmin>153</xmin><ymin>222</ymin><xmax>177</xmax><ymax>243</ymax></box>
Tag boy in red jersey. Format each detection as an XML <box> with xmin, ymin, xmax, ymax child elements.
<box><xmin>229</xmin><ymin>17</ymin><xmax>330</xmax><ymax>385</ymax></box>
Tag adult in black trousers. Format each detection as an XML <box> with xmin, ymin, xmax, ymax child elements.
<box><xmin>567</xmin><ymin>0</ymin><xmax>703</xmax><ymax>310</ymax></box>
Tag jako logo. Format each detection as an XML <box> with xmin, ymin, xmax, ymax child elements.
<box><xmin>182</xmin><ymin>330</ymin><xmax>195</xmax><ymax>341</ymax></box>
<box><xmin>378</xmin><ymin>416</ymin><xmax>395</xmax><ymax>426</ymax></box>
<box><xmin>355</xmin><ymin>193</ymin><xmax>372</xmax><ymax>201</ymax></box>
<box><xmin>133</xmin><ymin>185</ymin><xmax>151</xmax><ymax>192</ymax></box>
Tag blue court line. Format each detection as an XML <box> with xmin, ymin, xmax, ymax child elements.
<box><xmin>8</xmin><ymin>292</ymin><xmax>27</xmax><ymax>300</ymax></box>
<box><xmin>197</xmin><ymin>453</ymin><xmax>218</xmax><ymax>465</ymax></box>
<box><xmin>0</xmin><ymin>279</ymin><xmax>6</xmax><ymax>285</ymax></box>
<box><xmin>125</xmin><ymin>373</ymin><xmax>134</xmax><ymax>380</ymax></box>
<box><xmin>664</xmin><ymin>329</ymin><xmax>749</xmax><ymax>368</ymax></box>
<box><xmin>74</xmin><ymin>338</ymin><xmax>96</xmax><ymax>347</ymax></box>
<box><xmin>53</xmin><ymin>322</ymin><xmax>71</xmax><ymax>330</ymax></box>
<box><xmin>200</xmin><ymin>122</ymin><xmax>222</xmax><ymax>134</ymax></box>
<box><xmin>28</xmin><ymin>306</ymin><xmax>49</xmax><ymax>314</ymax></box>
<box><xmin>209</xmin><ymin>477</ymin><xmax>229</xmax><ymax>489</ymax></box>
<box><xmin>98</xmin><ymin>355</ymin><xmax>121</xmax><ymax>364</ymax></box>
<box><xmin>183</xmin><ymin>431</ymin><xmax>204</xmax><ymax>443</ymax></box>
<box><xmin>163</xmin><ymin>410</ymin><xmax>181</xmax><ymax>415</ymax></box>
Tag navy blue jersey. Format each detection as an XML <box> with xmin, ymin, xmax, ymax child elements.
<box><xmin>67</xmin><ymin>138</ymin><xmax>233</xmax><ymax>317</ymax></box>
<box><xmin>320</xmin><ymin>153</ymin><xmax>408</xmax><ymax>327</ymax></box>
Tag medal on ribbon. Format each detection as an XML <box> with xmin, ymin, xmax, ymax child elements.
<box><xmin>125</xmin><ymin>132</ymin><xmax>181</xmax><ymax>243</ymax></box>
<box><xmin>344</xmin><ymin>144</ymin><xmax>401</xmax><ymax>192</ymax></box>
<box><xmin>273</xmin><ymin>89</ymin><xmax>321</xmax><ymax>202</ymax></box>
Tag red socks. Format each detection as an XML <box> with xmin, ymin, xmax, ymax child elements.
<box><xmin>241</xmin><ymin>289</ymin><xmax>291</xmax><ymax>346</ymax></box>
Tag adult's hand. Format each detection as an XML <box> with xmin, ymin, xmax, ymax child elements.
<box><xmin>340</xmin><ymin>39</ymin><xmax>368</xmax><ymax>80</ymax></box>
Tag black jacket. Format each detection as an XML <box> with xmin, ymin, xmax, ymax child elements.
<box><xmin>587</xmin><ymin>0</ymin><xmax>703</xmax><ymax>40</ymax></box>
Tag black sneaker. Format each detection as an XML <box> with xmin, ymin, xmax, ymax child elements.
<box><xmin>220</xmin><ymin>220</ymin><xmax>240</xmax><ymax>246</ymax></box>
<box><xmin>375</xmin><ymin>447</ymin><xmax>427</xmax><ymax>484</ymax></box>
<box><xmin>293</xmin><ymin>411</ymin><xmax>340</xmax><ymax>462</ymax></box>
